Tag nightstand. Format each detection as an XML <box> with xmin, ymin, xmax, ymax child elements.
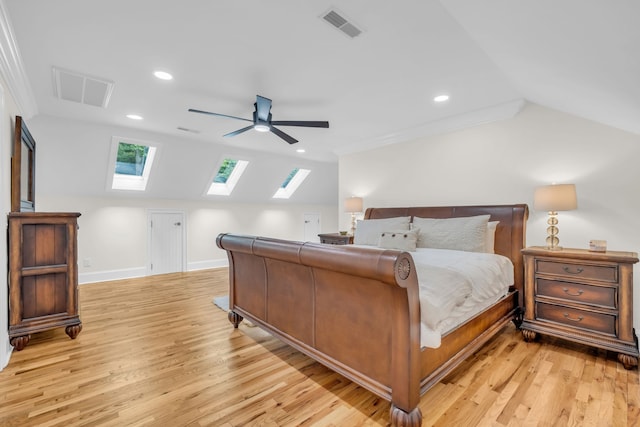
<box><xmin>521</xmin><ymin>246</ymin><xmax>639</xmax><ymax>369</ymax></box>
<box><xmin>318</xmin><ymin>233</ymin><xmax>353</xmax><ymax>245</ymax></box>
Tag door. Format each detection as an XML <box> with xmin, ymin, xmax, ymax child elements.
<box><xmin>148</xmin><ymin>211</ymin><xmax>185</xmax><ymax>275</ymax></box>
<box><xmin>303</xmin><ymin>213</ymin><xmax>320</xmax><ymax>242</ymax></box>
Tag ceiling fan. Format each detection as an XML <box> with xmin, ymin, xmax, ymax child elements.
<box><xmin>189</xmin><ymin>95</ymin><xmax>329</xmax><ymax>145</ymax></box>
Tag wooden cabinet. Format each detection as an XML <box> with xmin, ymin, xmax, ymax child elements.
<box><xmin>521</xmin><ymin>246</ymin><xmax>639</xmax><ymax>369</ymax></box>
<box><xmin>318</xmin><ymin>233</ymin><xmax>353</xmax><ymax>245</ymax></box>
<box><xmin>8</xmin><ymin>212</ymin><xmax>82</xmax><ymax>351</ymax></box>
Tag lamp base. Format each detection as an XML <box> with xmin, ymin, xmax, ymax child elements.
<box><xmin>545</xmin><ymin>213</ymin><xmax>562</xmax><ymax>251</ymax></box>
<box><xmin>350</xmin><ymin>213</ymin><xmax>356</xmax><ymax>236</ymax></box>
<box><xmin>545</xmin><ymin>245</ymin><xmax>563</xmax><ymax>251</ymax></box>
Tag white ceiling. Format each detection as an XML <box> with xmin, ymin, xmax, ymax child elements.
<box><xmin>4</xmin><ymin>0</ymin><xmax>639</xmax><ymax>164</ymax></box>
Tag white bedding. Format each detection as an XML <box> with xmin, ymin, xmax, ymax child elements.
<box><xmin>412</xmin><ymin>248</ymin><xmax>514</xmax><ymax>348</ymax></box>
<box><xmin>353</xmin><ymin>245</ymin><xmax>514</xmax><ymax>349</ymax></box>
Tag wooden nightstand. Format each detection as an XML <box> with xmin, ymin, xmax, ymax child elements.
<box><xmin>318</xmin><ymin>233</ymin><xmax>353</xmax><ymax>245</ymax></box>
<box><xmin>521</xmin><ymin>246</ymin><xmax>639</xmax><ymax>369</ymax></box>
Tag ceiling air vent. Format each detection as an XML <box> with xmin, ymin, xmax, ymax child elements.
<box><xmin>177</xmin><ymin>126</ymin><xmax>200</xmax><ymax>134</ymax></box>
<box><xmin>52</xmin><ymin>67</ymin><xmax>114</xmax><ymax>108</ymax></box>
<box><xmin>321</xmin><ymin>9</ymin><xmax>362</xmax><ymax>38</ymax></box>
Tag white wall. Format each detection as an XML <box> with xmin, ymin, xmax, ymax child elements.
<box><xmin>38</xmin><ymin>195</ymin><xmax>338</xmax><ymax>283</ymax></box>
<box><xmin>339</xmin><ymin>102</ymin><xmax>640</xmax><ymax>330</ymax></box>
<box><xmin>0</xmin><ymin>75</ymin><xmax>21</xmax><ymax>369</ymax></box>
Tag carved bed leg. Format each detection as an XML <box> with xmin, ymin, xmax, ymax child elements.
<box><xmin>65</xmin><ymin>323</ymin><xmax>83</xmax><ymax>339</ymax></box>
<box><xmin>10</xmin><ymin>335</ymin><xmax>30</xmax><ymax>351</ymax></box>
<box><xmin>390</xmin><ymin>404</ymin><xmax>422</xmax><ymax>427</ymax></box>
<box><xmin>618</xmin><ymin>353</ymin><xmax>638</xmax><ymax>370</ymax></box>
<box><xmin>228</xmin><ymin>311</ymin><xmax>243</xmax><ymax>328</ymax></box>
<box><xmin>521</xmin><ymin>329</ymin><xmax>537</xmax><ymax>342</ymax></box>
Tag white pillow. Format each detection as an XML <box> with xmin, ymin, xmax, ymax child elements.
<box><xmin>412</xmin><ymin>215</ymin><xmax>490</xmax><ymax>253</ymax></box>
<box><xmin>378</xmin><ymin>228</ymin><xmax>420</xmax><ymax>252</ymax></box>
<box><xmin>353</xmin><ymin>216</ymin><xmax>411</xmax><ymax>246</ymax></box>
<box><xmin>485</xmin><ymin>221</ymin><xmax>499</xmax><ymax>253</ymax></box>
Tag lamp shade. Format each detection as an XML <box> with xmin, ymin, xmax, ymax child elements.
<box><xmin>344</xmin><ymin>196</ymin><xmax>363</xmax><ymax>213</ymax></box>
<box><xmin>533</xmin><ymin>184</ymin><xmax>577</xmax><ymax>212</ymax></box>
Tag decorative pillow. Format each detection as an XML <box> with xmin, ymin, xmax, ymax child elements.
<box><xmin>378</xmin><ymin>228</ymin><xmax>420</xmax><ymax>252</ymax></box>
<box><xmin>412</xmin><ymin>214</ymin><xmax>490</xmax><ymax>252</ymax></box>
<box><xmin>485</xmin><ymin>221</ymin><xmax>499</xmax><ymax>253</ymax></box>
<box><xmin>353</xmin><ymin>216</ymin><xmax>411</xmax><ymax>246</ymax></box>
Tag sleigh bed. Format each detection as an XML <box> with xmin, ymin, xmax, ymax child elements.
<box><xmin>216</xmin><ymin>204</ymin><xmax>528</xmax><ymax>426</ymax></box>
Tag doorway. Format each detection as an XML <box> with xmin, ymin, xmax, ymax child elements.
<box><xmin>148</xmin><ymin>210</ymin><xmax>186</xmax><ymax>275</ymax></box>
<box><xmin>303</xmin><ymin>213</ymin><xmax>320</xmax><ymax>242</ymax></box>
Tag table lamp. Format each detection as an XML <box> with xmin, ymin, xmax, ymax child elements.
<box><xmin>344</xmin><ymin>197</ymin><xmax>363</xmax><ymax>236</ymax></box>
<box><xmin>533</xmin><ymin>184</ymin><xmax>577</xmax><ymax>250</ymax></box>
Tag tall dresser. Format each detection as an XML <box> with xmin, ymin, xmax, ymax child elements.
<box><xmin>521</xmin><ymin>246</ymin><xmax>639</xmax><ymax>369</ymax></box>
<box><xmin>8</xmin><ymin>212</ymin><xmax>82</xmax><ymax>351</ymax></box>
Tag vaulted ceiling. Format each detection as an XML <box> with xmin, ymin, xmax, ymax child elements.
<box><xmin>2</xmin><ymin>1</ymin><xmax>638</xmax><ymax>200</ymax></box>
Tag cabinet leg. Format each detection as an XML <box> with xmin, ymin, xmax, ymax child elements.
<box><xmin>618</xmin><ymin>353</ymin><xmax>638</xmax><ymax>370</ymax></box>
<box><xmin>228</xmin><ymin>311</ymin><xmax>243</xmax><ymax>328</ymax></box>
<box><xmin>65</xmin><ymin>323</ymin><xmax>83</xmax><ymax>339</ymax></box>
<box><xmin>521</xmin><ymin>329</ymin><xmax>537</xmax><ymax>342</ymax></box>
<box><xmin>10</xmin><ymin>335</ymin><xmax>30</xmax><ymax>351</ymax></box>
<box><xmin>390</xmin><ymin>404</ymin><xmax>422</xmax><ymax>427</ymax></box>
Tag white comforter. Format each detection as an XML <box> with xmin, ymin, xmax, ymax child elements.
<box><xmin>412</xmin><ymin>248</ymin><xmax>514</xmax><ymax>348</ymax></box>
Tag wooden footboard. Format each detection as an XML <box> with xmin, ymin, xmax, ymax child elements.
<box><xmin>217</xmin><ymin>234</ymin><xmax>424</xmax><ymax>425</ymax></box>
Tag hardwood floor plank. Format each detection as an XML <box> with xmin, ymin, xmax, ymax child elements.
<box><xmin>0</xmin><ymin>269</ymin><xmax>638</xmax><ymax>426</ymax></box>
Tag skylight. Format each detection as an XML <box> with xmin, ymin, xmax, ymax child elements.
<box><xmin>109</xmin><ymin>137</ymin><xmax>157</xmax><ymax>191</ymax></box>
<box><xmin>273</xmin><ymin>168</ymin><xmax>310</xmax><ymax>199</ymax></box>
<box><xmin>207</xmin><ymin>158</ymin><xmax>249</xmax><ymax>196</ymax></box>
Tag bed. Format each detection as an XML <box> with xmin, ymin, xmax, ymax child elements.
<box><xmin>216</xmin><ymin>204</ymin><xmax>528</xmax><ymax>426</ymax></box>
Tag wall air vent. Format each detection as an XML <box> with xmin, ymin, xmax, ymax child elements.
<box><xmin>52</xmin><ymin>67</ymin><xmax>114</xmax><ymax>108</ymax></box>
<box><xmin>321</xmin><ymin>9</ymin><xmax>362</xmax><ymax>38</ymax></box>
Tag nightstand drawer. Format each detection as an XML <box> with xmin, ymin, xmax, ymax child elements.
<box><xmin>535</xmin><ymin>260</ymin><xmax>617</xmax><ymax>282</ymax></box>
<box><xmin>536</xmin><ymin>279</ymin><xmax>616</xmax><ymax>309</ymax></box>
<box><xmin>536</xmin><ymin>302</ymin><xmax>616</xmax><ymax>336</ymax></box>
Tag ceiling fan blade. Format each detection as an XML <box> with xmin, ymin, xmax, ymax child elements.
<box><xmin>188</xmin><ymin>108</ymin><xmax>252</xmax><ymax>123</ymax></box>
<box><xmin>224</xmin><ymin>125</ymin><xmax>254</xmax><ymax>137</ymax></box>
<box><xmin>270</xmin><ymin>126</ymin><xmax>298</xmax><ymax>144</ymax></box>
<box><xmin>271</xmin><ymin>120</ymin><xmax>329</xmax><ymax>128</ymax></box>
<box><xmin>255</xmin><ymin>95</ymin><xmax>272</xmax><ymax>122</ymax></box>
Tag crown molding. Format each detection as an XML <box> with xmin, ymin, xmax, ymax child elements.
<box><xmin>0</xmin><ymin>0</ymin><xmax>38</xmax><ymax>118</ymax></box>
<box><xmin>334</xmin><ymin>98</ymin><xmax>526</xmax><ymax>157</ymax></box>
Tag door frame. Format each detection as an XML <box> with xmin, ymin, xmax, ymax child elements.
<box><xmin>147</xmin><ymin>209</ymin><xmax>187</xmax><ymax>275</ymax></box>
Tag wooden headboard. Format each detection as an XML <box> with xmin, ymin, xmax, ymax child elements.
<box><xmin>364</xmin><ymin>204</ymin><xmax>529</xmax><ymax>305</ymax></box>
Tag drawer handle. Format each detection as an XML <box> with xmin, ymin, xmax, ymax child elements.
<box><xmin>563</xmin><ymin>313</ymin><xmax>584</xmax><ymax>322</ymax></box>
<box><xmin>562</xmin><ymin>287</ymin><xmax>584</xmax><ymax>297</ymax></box>
<box><xmin>562</xmin><ymin>266</ymin><xmax>584</xmax><ymax>275</ymax></box>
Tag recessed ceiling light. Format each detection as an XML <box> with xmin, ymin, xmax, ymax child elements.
<box><xmin>296</xmin><ymin>148</ymin><xmax>306</xmax><ymax>153</ymax></box>
<box><xmin>126</xmin><ymin>114</ymin><xmax>143</xmax><ymax>120</ymax></box>
<box><xmin>153</xmin><ymin>70</ymin><xmax>173</xmax><ymax>80</ymax></box>
<box><xmin>434</xmin><ymin>94</ymin><xmax>450</xmax><ymax>103</ymax></box>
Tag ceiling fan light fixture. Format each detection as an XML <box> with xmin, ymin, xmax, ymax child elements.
<box><xmin>254</xmin><ymin>124</ymin><xmax>270</xmax><ymax>132</ymax></box>
<box><xmin>153</xmin><ymin>70</ymin><xmax>173</xmax><ymax>80</ymax></box>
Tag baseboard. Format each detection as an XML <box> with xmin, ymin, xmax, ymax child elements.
<box><xmin>188</xmin><ymin>259</ymin><xmax>229</xmax><ymax>271</ymax></box>
<box><xmin>0</xmin><ymin>340</ymin><xmax>12</xmax><ymax>371</ymax></box>
<box><xmin>79</xmin><ymin>267</ymin><xmax>146</xmax><ymax>284</ymax></box>
<box><xmin>78</xmin><ymin>260</ymin><xmax>229</xmax><ymax>285</ymax></box>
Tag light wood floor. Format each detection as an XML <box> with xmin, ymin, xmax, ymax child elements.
<box><xmin>0</xmin><ymin>269</ymin><xmax>638</xmax><ymax>426</ymax></box>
